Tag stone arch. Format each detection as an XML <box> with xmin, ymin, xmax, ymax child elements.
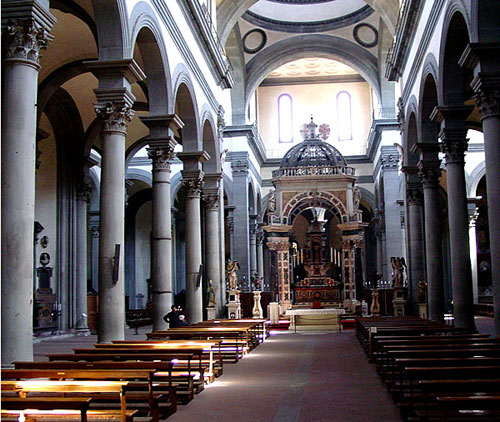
<box><xmin>283</xmin><ymin>191</ymin><xmax>348</xmax><ymax>225</ymax></box>
<box><xmin>126</xmin><ymin>168</ymin><xmax>152</xmax><ymax>187</ymax></box>
<box><xmin>173</xmin><ymin>66</ymin><xmax>201</xmax><ymax>151</ymax></box>
<box><xmin>357</xmin><ymin>187</ymin><xmax>376</xmax><ymax>214</ymax></box>
<box><xmin>404</xmin><ymin>96</ymin><xmax>420</xmax><ymax>167</ymax></box>
<box><xmin>245</xmin><ymin>34</ymin><xmax>380</xmax><ymax>111</ymax></box>
<box><xmin>170</xmin><ymin>172</ymin><xmax>184</xmax><ymax>204</ymax></box>
<box><xmin>125</xmin><ymin>136</ymin><xmax>149</xmax><ymax>167</ymax></box>
<box><xmin>217</xmin><ymin>0</ymin><xmax>399</xmax><ymax>47</ymax></box>
<box><xmin>439</xmin><ymin>6</ymin><xmax>472</xmax><ymax>106</ymax></box>
<box><xmin>129</xmin><ymin>2</ymin><xmax>172</xmax><ymax>115</ymax></box>
<box><xmin>92</xmin><ymin>0</ymin><xmax>130</xmax><ymax>60</ymax></box>
<box><xmin>248</xmin><ymin>180</ymin><xmax>256</xmax><ymax>214</ymax></box>
<box><xmin>38</xmin><ymin>60</ymin><xmax>97</xmax><ymax>125</ymax></box>
<box><xmin>200</xmin><ymin>107</ymin><xmax>220</xmax><ymax>174</ymax></box>
<box><xmin>469</xmin><ymin>161</ymin><xmax>486</xmax><ymax>197</ymax></box>
<box><xmin>418</xmin><ymin>72</ymin><xmax>440</xmax><ymax>143</ymax></box>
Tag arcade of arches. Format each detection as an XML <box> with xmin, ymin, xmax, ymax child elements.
<box><xmin>2</xmin><ymin>0</ymin><xmax>500</xmax><ymax>366</ymax></box>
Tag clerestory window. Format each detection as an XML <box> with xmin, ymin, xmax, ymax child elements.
<box><xmin>337</xmin><ymin>91</ymin><xmax>352</xmax><ymax>141</ymax></box>
<box><xmin>278</xmin><ymin>94</ymin><xmax>293</xmax><ymax>143</ymax></box>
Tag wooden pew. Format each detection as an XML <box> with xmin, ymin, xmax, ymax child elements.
<box><xmin>148</xmin><ymin>327</ymin><xmax>250</xmax><ymax>361</ymax></box>
<box><xmin>74</xmin><ymin>344</ymin><xmax>213</xmax><ymax>386</ymax></box>
<box><xmin>2</xmin><ymin>397</ymin><xmax>91</xmax><ymax>422</ymax></box>
<box><xmin>2</xmin><ymin>369</ymin><xmax>175</xmax><ymax>421</ymax></box>
<box><xmin>1</xmin><ymin>380</ymin><xmax>135</xmax><ymax>422</ymax></box>
<box><xmin>45</xmin><ymin>352</ymin><xmax>198</xmax><ymax>403</ymax></box>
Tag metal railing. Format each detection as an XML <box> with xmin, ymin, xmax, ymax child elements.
<box><xmin>272</xmin><ymin>165</ymin><xmax>355</xmax><ymax>178</ymax></box>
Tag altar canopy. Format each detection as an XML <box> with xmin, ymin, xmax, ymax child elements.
<box><xmin>264</xmin><ymin>118</ymin><xmax>367</xmax><ymax>313</ymax></box>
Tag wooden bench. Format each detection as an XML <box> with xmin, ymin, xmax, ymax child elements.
<box><xmin>45</xmin><ymin>352</ymin><xmax>198</xmax><ymax>403</ymax></box>
<box><xmin>2</xmin><ymin>369</ymin><xmax>175</xmax><ymax>422</ymax></box>
<box><xmin>2</xmin><ymin>380</ymin><xmax>133</xmax><ymax>422</ymax></box>
<box><xmin>125</xmin><ymin>310</ymin><xmax>152</xmax><ymax>335</ymax></box>
<box><xmin>2</xmin><ymin>397</ymin><xmax>91</xmax><ymax>422</ymax></box>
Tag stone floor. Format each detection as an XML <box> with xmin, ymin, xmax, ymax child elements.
<box><xmin>30</xmin><ymin>316</ymin><xmax>495</xmax><ymax>422</ymax></box>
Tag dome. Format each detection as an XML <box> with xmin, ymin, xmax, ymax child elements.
<box><xmin>279</xmin><ymin>118</ymin><xmax>347</xmax><ymax>169</ymax></box>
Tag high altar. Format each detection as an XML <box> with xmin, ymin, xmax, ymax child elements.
<box><xmin>263</xmin><ymin>118</ymin><xmax>367</xmax><ymax>314</ymax></box>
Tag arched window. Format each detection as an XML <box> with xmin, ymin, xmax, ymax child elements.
<box><xmin>278</xmin><ymin>94</ymin><xmax>293</xmax><ymax>143</ymax></box>
<box><xmin>337</xmin><ymin>91</ymin><xmax>352</xmax><ymax>141</ymax></box>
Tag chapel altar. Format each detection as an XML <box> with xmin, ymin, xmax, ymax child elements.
<box><xmin>263</xmin><ymin>117</ymin><xmax>367</xmax><ymax>314</ymax></box>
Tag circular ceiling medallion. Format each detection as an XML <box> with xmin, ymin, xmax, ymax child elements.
<box><xmin>353</xmin><ymin>23</ymin><xmax>378</xmax><ymax>48</ymax></box>
<box><xmin>243</xmin><ymin>28</ymin><xmax>267</xmax><ymax>54</ymax></box>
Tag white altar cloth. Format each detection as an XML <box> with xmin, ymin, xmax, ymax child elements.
<box><xmin>285</xmin><ymin>308</ymin><xmax>345</xmax><ymax>331</ymax></box>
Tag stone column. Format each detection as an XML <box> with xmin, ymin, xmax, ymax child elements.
<box><xmin>432</xmin><ymin>106</ymin><xmax>475</xmax><ymax>331</ymax></box>
<box><xmin>473</xmin><ymin>83</ymin><xmax>500</xmax><ymax>335</ymax></box>
<box><xmin>203</xmin><ymin>175</ymin><xmax>222</xmax><ymax>316</ymax></box>
<box><xmin>418</xmin><ymin>158</ymin><xmax>445</xmax><ymax>322</ymax></box>
<box><xmin>142</xmin><ymin>114</ymin><xmax>182</xmax><ymax>331</ymax></box>
<box><xmin>1</xmin><ymin>2</ymin><xmax>55</xmax><ymax>364</ymax></box>
<box><xmin>88</xmin><ymin>60</ymin><xmax>144</xmax><ymax>343</ymax></box>
<box><xmin>249</xmin><ymin>215</ymin><xmax>258</xmax><ymax>279</ymax></box>
<box><xmin>257</xmin><ymin>229</ymin><xmax>265</xmax><ymax>283</ymax></box>
<box><xmin>145</xmin><ymin>134</ymin><xmax>177</xmax><ymax>330</ymax></box>
<box><xmin>75</xmin><ymin>179</ymin><xmax>91</xmax><ymax>333</ymax></box>
<box><xmin>406</xmin><ymin>185</ymin><xmax>425</xmax><ymax>312</ymax></box>
<box><xmin>178</xmin><ymin>152</ymin><xmax>210</xmax><ymax>323</ymax></box>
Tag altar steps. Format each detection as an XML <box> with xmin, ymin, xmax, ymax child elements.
<box><xmin>268</xmin><ymin>319</ymin><xmax>290</xmax><ymax>331</ymax></box>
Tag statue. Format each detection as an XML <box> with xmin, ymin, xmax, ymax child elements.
<box><xmin>417</xmin><ymin>275</ymin><xmax>427</xmax><ymax>303</ymax></box>
<box><xmin>226</xmin><ymin>259</ymin><xmax>239</xmax><ymax>290</ymax></box>
<box><xmin>391</xmin><ymin>257</ymin><xmax>407</xmax><ymax>288</ymax></box>
<box><xmin>353</xmin><ymin>187</ymin><xmax>361</xmax><ymax>213</ymax></box>
<box><xmin>268</xmin><ymin>190</ymin><xmax>276</xmax><ymax>213</ymax></box>
<box><xmin>207</xmin><ymin>279</ymin><xmax>216</xmax><ymax>307</ymax></box>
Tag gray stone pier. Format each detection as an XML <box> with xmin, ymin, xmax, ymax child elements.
<box><xmin>433</xmin><ymin>106</ymin><xmax>475</xmax><ymax>331</ymax></box>
<box><xmin>179</xmin><ymin>152</ymin><xmax>210</xmax><ymax>323</ymax></box>
<box><xmin>143</xmin><ymin>114</ymin><xmax>181</xmax><ymax>331</ymax></box>
<box><xmin>406</xmin><ymin>183</ymin><xmax>425</xmax><ymax>312</ymax></box>
<box><xmin>418</xmin><ymin>152</ymin><xmax>445</xmax><ymax>322</ymax></box>
<box><xmin>475</xmin><ymin>84</ymin><xmax>500</xmax><ymax>335</ymax></box>
<box><xmin>203</xmin><ymin>176</ymin><xmax>222</xmax><ymax>317</ymax></box>
<box><xmin>88</xmin><ymin>59</ymin><xmax>144</xmax><ymax>343</ymax></box>
<box><xmin>1</xmin><ymin>1</ymin><xmax>55</xmax><ymax>364</ymax></box>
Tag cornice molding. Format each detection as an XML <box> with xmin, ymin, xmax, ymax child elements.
<box><xmin>151</xmin><ymin>0</ymin><xmax>221</xmax><ymax>113</ymax></box>
<box><xmin>177</xmin><ymin>0</ymin><xmax>234</xmax><ymax>89</ymax></box>
<box><xmin>400</xmin><ymin>0</ymin><xmax>445</xmax><ymax>103</ymax></box>
<box><xmin>223</xmin><ymin>124</ymin><xmax>267</xmax><ymax>165</ymax></box>
<box><xmin>386</xmin><ymin>0</ymin><xmax>424</xmax><ymax>81</ymax></box>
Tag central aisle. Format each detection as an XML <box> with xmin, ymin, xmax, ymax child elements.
<box><xmin>169</xmin><ymin>330</ymin><xmax>403</xmax><ymax>422</ymax></box>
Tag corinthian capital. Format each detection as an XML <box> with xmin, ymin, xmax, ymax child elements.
<box><xmin>182</xmin><ymin>172</ymin><xmax>204</xmax><ymax>198</ymax></box>
<box><xmin>418</xmin><ymin>164</ymin><xmax>442</xmax><ymax>189</ymax></box>
<box><xmin>147</xmin><ymin>141</ymin><xmax>176</xmax><ymax>172</ymax></box>
<box><xmin>94</xmin><ymin>102</ymin><xmax>134</xmax><ymax>135</ymax></box>
<box><xmin>474</xmin><ymin>88</ymin><xmax>500</xmax><ymax>119</ymax></box>
<box><xmin>4</xmin><ymin>18</ymin><xmax>53</xmax><ymax>65</ymax></box>
<box><xmin>203</xmin><ymin>192</ymin><xmax>220</xmax><ymax>211</ymax></box>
